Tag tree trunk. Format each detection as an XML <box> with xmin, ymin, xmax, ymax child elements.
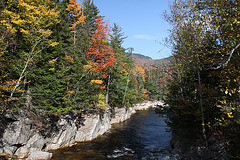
<box><xmin>197</xmin><ymin>65</ymin><xmax>207</xmax><ymax>142</ymax></box>
<box><xmin>106</xmin><ymin>74</ymin><xmax>111</xmax><ymax>107</ymax></box>
<box><xmin>10</xmin><ymin>39</ymin><xmax>45</xmax><ymax>100</ymax></box>
<box><xmin>122</xmin><ymin>78</ymin><xmax>130</xmax><ymax>107</ymax></box>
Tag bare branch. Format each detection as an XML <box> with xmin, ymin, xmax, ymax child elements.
<box><xmin>208</xmin><ymin>43</ymin><xmax>240</xmax><ymax>70</ymax></box>
<box><xmin>9</xmin><ymin>39</ymin><xmax>47</xmax><ymax>99</ymax></box>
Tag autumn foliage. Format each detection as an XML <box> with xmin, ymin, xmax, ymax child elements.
<box><xmin>66</xmin><ymin>0</ymin><xmax>86</xmax><ymax>44</ymax></box>
<box><xmin>0</xmin><ymin>0</ymin><xmax>163</xmax><ymax>115</ymax></box>
<box><xmin>86</xmin><ymin>18</ymin><xmax>116</xmax><ymax>78</ymax></box>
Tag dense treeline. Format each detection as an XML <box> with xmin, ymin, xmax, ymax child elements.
<box><xmin>0</xmin><ymin>0</ymin><xmax>153</xmax><ymax>115</ymax></box>
<box><xmin>0</xmin><ymin>0</ymin><xmax>169</xmax><ymax>116</ymax></box>
<box><xmin>163</xmin><ymin>0</ymin><xmax>240</xmax><ymax>158</ymax></box>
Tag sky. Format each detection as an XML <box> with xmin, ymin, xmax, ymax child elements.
<box><xmin>79</xmin><ymin>0</ymin><xmax>172</xmax><ymax>59</ymax></box>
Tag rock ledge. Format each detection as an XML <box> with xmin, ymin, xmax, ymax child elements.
<box><xmin>0</xmin><ymin>101</ymin><xmax>161</xmax><ymax>159</ymax></box>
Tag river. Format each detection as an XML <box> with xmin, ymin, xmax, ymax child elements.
<box><xmin>51</xmin><ymin>108</ymin><xmax>172</xmax><ymax>160</ymax></box>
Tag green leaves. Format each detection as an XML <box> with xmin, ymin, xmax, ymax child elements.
<box><xmin>0</xmin><ymin>0</ymin><xmax>144</xmax><ymax>115</ymax></box>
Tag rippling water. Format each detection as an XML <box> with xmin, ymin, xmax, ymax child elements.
<box><xmin>51</xmin><ymin>109</ymin><xmax>172</xmax><ymax>160</ymax></box>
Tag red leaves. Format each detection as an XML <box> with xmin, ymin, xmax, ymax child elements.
<box><xmin>86</xmin><ymin>18</ymin><xmax>116</xmax><ymax>78</ymax></box>
<box><xmin>100</xmin><ymin>85</ymin><xmax>106</xmax><ymax>89</ymax></box>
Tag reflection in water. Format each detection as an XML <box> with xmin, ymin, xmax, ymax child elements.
<box><xmin>51</xmin><ymin>109</ymin><xmax>172</xmax><ymax>160</ymax></box>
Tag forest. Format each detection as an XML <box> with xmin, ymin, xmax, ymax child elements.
<box><xmin>0</xmin><ymin>0</ymin><xmax>168</xmax><ymax>115</ymax></box>
<box><xmin>161</xmin><ymin>0</ymin><xmax>240</xmax><ymax>158</ymax></box>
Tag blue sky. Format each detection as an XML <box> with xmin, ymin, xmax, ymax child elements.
<box><xmin>80</xmin><ymin>0</ymin><xmax>172</xmax><ymax>59</ymax></box>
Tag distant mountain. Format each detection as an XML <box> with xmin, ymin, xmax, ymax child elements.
<box><xmin>132</xmin><ymin>53</ymin><xmax>152</xmax><ymax>60</ymax></box>
<box><xmin>132</xmin><ymin>53</ymin><xmax>170</xmax><ymax>66</ymax></box>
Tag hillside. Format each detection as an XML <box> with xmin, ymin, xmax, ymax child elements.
<box><xmin>132</xmin><ymin>53</ymin><xmax>170</xmax><ymax>66</ymax></box>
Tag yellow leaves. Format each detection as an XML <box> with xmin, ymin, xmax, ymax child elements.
<box><xmin>206</xmin><ymin>121</ymin><xmax>211</xmax><ymax>127</ymax></box>
<box><xmin>49</xmin><ymin>68</ymin><xmax>55</xmax><ymax>72</ymax></box>
<box><xmin>49</xmin><ymin>42</ymin><xmax>59</xmax><ymax>47</ymax></box>
<box><xmin>102</xmin><ymin>39</ymin><xmax>108</xmax><ymax>44</ymax></box>
<box><xmin>97</xmin><ymin>93</ymin><xmax>107</xmax><ymax>110</ymax></box>
<box><xmin>0</xmin><ymin>74</ymin><xmax>8</xmax><ymax>79</ymax></box>
<box><xmin>83</xmin><ymin>65</ymin><xmax>93</xmax><ymax>72</ymax></box>
<box><xmin>224</xmin><ymin>87</ymin><xmax>238</xmax><ymax>96</ymax></box>
<box><xmin>65</xmin><ymin>90</ymin><xmax>74</xmax><ymax>95</ymax></box>
<box><xmin>119</xmin><ymin>69</ymin><xmax>128</xmax><ymax>76</ymax></box>
<box><xmin>121</xmin><ymin>62</ymin><xmax>127</xmax><ymax>67</ymax></box>
<box><xmin>18</xmin><ymin>0</ymin><xmax>35</xmax><ymax>10</ymax></box>
<box><xmin>227</xmin><ymin>112</ymin><xmax>233</xmax><ymax>118</ymax></box>
<box><xmin>84</xmin><ymin>65</ymin><xmax>92</xmax><ymax>69</ymax></box>
<box><xmin>75</xmin><ymin>15</ymin><xmax>86</xmax><ymax>25</ymax></box>
<box><xmin>133</xmin><ymin>65</ymin><xmax>146</xmax><ymax>82</ymax></box>
<box><xmin>39</xmin><ymin>29</ymin><xmax>52</xmax><ymax>38</ymax></box>
<box><xmin>1</xmin><ymin>0</ymin><xmax>60</xmax><ymax>58</ymax></box>
<box><xmin>1</xmin><ymin>11</ymin><xmax>17</xmax><ymax>33</ymax></box>
<box><xmin>135</xmin><ymin>65</ymin><xmax>145</xmax><ymax>75</ymax></box>
<box><xmin>20</xmin><ymin>28</ymin><xmax>29</xmax><ymax>34</ymax></box>
<box><xmin>90</xmin><ymin>80</ymin><xmax>103</xmax><ymax>84</ymax></box>
<box><xmin>0</xmin><ymin>80</ymin><xmax>24</xmax><ymax>93</ymax></box>
<box><xmin>11</xmin><ymin>17</ymin><xmax>26</xmax><ymax>26</ymax></box>
<box><xmin>1</xmin><ymin>0</ymin><xmax>59</xmax><ymax>37</ymax></box>
<box><xmin>48</xmin><ymin>58</ymin><xmax>58</xmax><ymax>64</ymax></box>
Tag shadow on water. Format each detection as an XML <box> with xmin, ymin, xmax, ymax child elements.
<box><xmin>51</xmin><ymin>109</ymin><xmax>172</xmax><ymax>160</ymax></box>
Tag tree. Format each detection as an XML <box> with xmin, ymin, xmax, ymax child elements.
<box><xmin>67</xmin><ymin>0</ymin><xmax>100</xmax><ymax>110</ymax></box>
<box><xmin>85</xmin><ymin>17</ymin><xmax>116</xmax><ymax>108</ymax></box>
<box><xmin>28</xmin><ymin>0</ymin><xmax>77</xmax><ymax>115</ymax></box>
<box><xmin>66</xmin><ymin>0</ymin><xmax>86</xmax><ymax>45</ymax></box>
<box><xmin>0</xmin><ymin>0</ymin><xmax>59</xmax><ymax>108</ymax></box>
<box><xmin>79</xmin><ymin>0</ymin><xmax>99</xmax><ymax>54</ymax></box>
<box><xmin>196</xmin><ymin>1</ymin><xmax>240</xmax><ymax>156</ymax></box>
<box><xmin>163</xmin><ymin>0</ymin><xmax>221</xmax><ymax>140</ymax></box>
<box><xmin>86</xmin><ymin>17</ymin><xmax>116</xmax><ymax>79</ymax></box>
<box><xmin>164</xmin><ymin>0</ymin><xmax>240</xmax><ymax>157</ymax></box>
<box><xmin>109</xmin><ymin>23</ymin><xmax>135</xmax><ymax>107</ymax></box>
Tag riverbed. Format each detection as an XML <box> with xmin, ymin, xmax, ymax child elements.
<box><xmin>51</xmin><ymin>108</ymin><xmax>172</xmax><ymax>160</ymax></box>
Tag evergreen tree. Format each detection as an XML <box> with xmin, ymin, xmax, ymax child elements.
<box><xmin>110</xmin><ymin>23</ymin><xmax>136</xmax><ymax>107</ymax></box>
<box><xmin>69</xmin><ymin>0</ymin><xmax>100</xmax><ymax>110</ymax></box>
<box><xmin>29</xmin><ymin>0</ymin><xmax>75</xmax><ymax>114</ymax></box>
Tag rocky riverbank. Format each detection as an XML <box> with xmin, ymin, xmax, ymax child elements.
<box><xmin>0</xmin><ymin>100</ymin><xmax>162</xmax><ymax>159</ymax></box>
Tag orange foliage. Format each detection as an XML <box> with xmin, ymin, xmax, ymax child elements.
<box><xmin>65</xmin><ymin>55</ymin><xmax>74</xmax><ymax>64</ymax></box>
<box><xmin>90</xmin><ymin>80</ymin><xmax>103</xmax><ymax>84</ymax></box>
<box><xmin>134</xmin><ymin>65</ymin><xmax>146</xmax><ymax>81</ymax></box>
<box><xmin>86</xmin><ymin>18</ymin><xmax>116</xmax><ymax>78</ymax></box>
<box><xmin>66</xmin><ymin>0</ymin><xmax>86</xmax><ymax>43</ymax></box>
<box><xmin>66</xmin><ymin>0</ymin><xmax>86</xmax><ymax>26</ymax></box>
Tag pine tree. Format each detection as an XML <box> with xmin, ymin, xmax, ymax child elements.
<box><xmin>109</xmin><ymin>23</ymin><xmax>136</xmax><ymax>107</ymax></box>
<box><xmin>28</xmin><ymin>0</ymin><xmax>75</xmax><ymax>115</ymax></box>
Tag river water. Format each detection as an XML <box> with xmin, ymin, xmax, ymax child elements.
<box><xmin>51</xmin><ymin>109</ymin><xmax>172</xmax><ymax>160</ymax></box>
